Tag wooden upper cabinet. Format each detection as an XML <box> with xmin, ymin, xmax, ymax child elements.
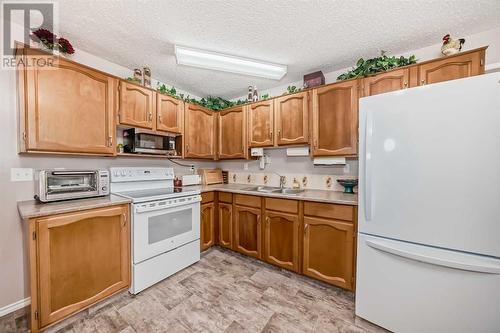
<box><xmin>200</xmin><ymin>202</ymin><xmax>215</xmax><ymax>251</ymax></box>
<box><xmin>19</xmin><ymin>49</ymin><xmax>116</xmax><ymax>155</ymax></box>
<box><xmin>233</xmin><ymin>205</ymin><xmax>262</xmax><ymax>259</ymax></box>
<box><xmin>362</xmin><ymin>68</ymin><xmax>411</xmax><ymax>97</ymax></box>
<box><xmin>184</xmin><ymin>103</ymin><xmax>216</xmax><ymax>159</ymax></box>
<box><xmin>264</xmin><ymin>210</ymin><xmax>300</xmax><ymax>272</ymax></box>
<box><xmin>312</xmin><ymin>80</ymin><xmax>358</xmax><ymax>156</ymax></box>
<box><xmin>119</xmin><ymin>81</ymin><xmax>155</xmax><ymax>129</ymax></box>
<box><xmin>248</xmin><ymin>100</ymin><xmax>274</xmax><ymax>147</ymax></box>
<box><xmin>418</xmin><ymin>48</ymin><xmax>485</xmax><ymax>86</ymax></box>
<box><xmin>35</xmin><ymin>205</ymin><xmax>129</xmax><ymax>329</ymax></box>
<box><xmin>218</xmin><ymin>105</ymin><xmax>247</xmax><ymax>159</ymax></box>
<box><xmin>156</xmin><ymin>94</ymin><xmax>183</xmax><ymax>133</ymax></box>
<box><xmin>302</xmin><ymin>216</ymin><xmax>354</xmax><ymax>290</ymax></box>
<box><xmin>274</xmin><ymin>92</ymin><xmax>310</xmax><ymax>145</ymax></box>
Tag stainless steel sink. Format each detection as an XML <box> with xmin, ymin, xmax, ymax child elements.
<box><xmin>242</xmin><ymin>186</ymin><xmax>281</xmax><ymax>193</ymax></box>
<box><xmin>278</xmin><ymin>188</ymin><xmax>304</xmax><ymax>195</ymax></box>
<box><xmin>242</xmin><ymin>186</ymin><xmax>304</xmax><ymax>195</ymax></box>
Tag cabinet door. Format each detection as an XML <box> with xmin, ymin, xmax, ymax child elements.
<box><xmin>21</xmin><ymin>51</ymin><xmax>115</xmax><ymax>155</ymax></box>
<box><xmin>418</xmin><ymin>50</ymin><xmax>485</xmax><ymax>86</ymax></box>
<box><xmin>156</xmin><ymin>93</ymin><xmax>183</xmax><ymax>133</ymax></box>
<box><xmin>200</xmin><ymin>202</ymin><xmax>215</xmax><ymax>251</ymax></box>
<box><xmin>274</xmin><ymin>92</ymin><xmax>309</xmax><ymax>145</ymax></box>
<box><xmin>233</xmin><ymin>205</ymin><xmax>262</xmax><ymax>259</ymax></box>
<box><xmin>362</xmin><ymin>68</ymin><xmax>410</xmax><ymax>97</ymax></box>
<box><xmin>248</xmin><ymin>101</ymin><xmax>274</xmax><ymax>147</ymax></box>
<box><xmin>302</xmin><ymin>216</ymin><xmax>354</xmax><ymax>290</ymax></box>
<box><xmin>218</xmin><ymin>105</ymin><xmax>247</xmax><ymax>159</ymax></box>
<box><xmin>312</xmin><ymin>80</ymin><xmax>358</xmax><ymax>156</ymax></box>
<box><xmin>218</xmin><ymin>202</ymin><xmax>233</xmax><ymax>249</ymax></box>
<box><xmin>119</xmin><ymin>81</ymin><xmax>155</xmax><ymax>129</ymax></box>
<box><xmin>184</xmin><ymin>103</ymin><xmax>216</xmax><ymax>159</ymax></box>
<box><xmin>264</xmin><ymin>211</ymin><xmax>300</xmax><ymax>272</ymax></box>
<box><xmin>37</xmin><ymin>205</ymin><xmax>129</xmax><ymax>328</ymax></box>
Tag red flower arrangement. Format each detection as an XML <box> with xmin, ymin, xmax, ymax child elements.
<box><xmin>31</xmin><ymin>28</ymin><xmax>75</xmax><ymax>55</ymax></box>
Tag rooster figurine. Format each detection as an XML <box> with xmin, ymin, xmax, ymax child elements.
<box><xmin>441</xmin><ymin>34</ymin><xmax>465</xmax><ymax>56</ymax></box>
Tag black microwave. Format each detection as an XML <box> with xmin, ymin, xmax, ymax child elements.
<box><xmin>123</xmin><ymin>128</ymin><xmax>177</xmax><ymax>155</ymax></box>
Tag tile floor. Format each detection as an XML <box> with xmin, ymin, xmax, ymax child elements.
<box><xmin>1</xmin><ymin>247</ymin><xmax>388</xmax><ymax>333</ymax></box>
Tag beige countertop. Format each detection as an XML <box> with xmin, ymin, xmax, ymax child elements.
<box><xmin>189</xmin><ymin>183</ymin><xmax>358</xmax><ymax>205</ymax></box>
<box><xmin>18</xmin><ymin>194</ymin><xmax>132</xmax><ymax>220</ymax></box>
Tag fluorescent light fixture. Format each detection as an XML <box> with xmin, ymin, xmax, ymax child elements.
<box><xmin>174</xmin><ymin>45</ymin><xmax>287</xmax><ymax>80</ymax></box>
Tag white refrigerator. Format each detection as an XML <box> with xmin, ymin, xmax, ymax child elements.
<box><xmin>356</xmin><ymin>72</ymin><xmax>500</xmax><ymax>333</ymax></box>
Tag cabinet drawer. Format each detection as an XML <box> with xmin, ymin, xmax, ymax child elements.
<box><xmin>201</xmin><ymin>191</ymin><xmax>215</xmax><ymax>203</ymax></box>
<box><xmin>218</xmin><ymin>192</ymin><xmax>233</xmax><ymax>203</ymax></box>
<box><xmin>265</xmin><ymin>198</ymin><xmax>298</xmax><ymax>214</ymax></box>
<box><xmin>304</xmin><ymin>202</ymin><xmax>354</xmax><ymax>222</ymax></box>
<box><xmin>234</xmin><ymin>194</ymin><xmax>261</xmax><ymax>208</ymax></box>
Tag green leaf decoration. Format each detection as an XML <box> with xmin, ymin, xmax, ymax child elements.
<box><xmin>337</xmin><ymin>52</ymin><xmax>417</xmax><ymax>80</ymax></box>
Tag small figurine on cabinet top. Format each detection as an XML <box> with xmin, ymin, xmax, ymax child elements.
<box><xmin>441</xmin><ymin>34</ymin><xmax>465</xmax><ymax>56</ymax></box>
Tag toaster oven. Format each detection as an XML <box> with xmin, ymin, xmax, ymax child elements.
<box><xmin>35</xmin><ymin>169</ymin><xmax>110</xmax><ymax>202</ymax></box>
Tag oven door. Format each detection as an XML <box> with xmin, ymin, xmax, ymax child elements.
<box><xmin>132</xmin><ymin>198</ymin><xmax>200</xmax><ymax>264</ymax></box>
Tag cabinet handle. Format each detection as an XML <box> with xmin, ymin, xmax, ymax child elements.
<box><xmin>149</xmin><ymin>112</ymin><xmax>153</xmax><ymax>122</ymax></box>
<box><xmin>313</xmin><ymin>139</ymin><xmax>318</xmax><ymax>148</ymax></box>
<box><xmin>403</xmin><ymin>82</ymin><xmax>408</xmax><ymax>88</ymax></box>
<box><xmin>257</xmin><ymin>215</ymin><xmax>261</xmax><ymax>225</ymax></box>
<box><xmin>421</xmin><ymin>79</ymin><xmax>426</xmax><ymax>85</ymax></box>
<box><xmin>278</xmin><ymin>129</ymin><xmax>281</xmax><ymax>138</ymax></box>
<box><xmin>108</xmin><ymin>136</ymin><xmax>113</xmax><ymax>147</ymax></box>
<box><xmin>122</xmin><ymin>213</ymin><xmax>127</xmax><ymax>227</ymax></box>
<box><xmin>186</xmin><ymin>144</ymin><xmax>189</xmax><ymax>153</ymax></box>
<box><xmin>266</xmin><ymin>217</ymin><xmax>270</xmax><ymax>224</ymax></box>
<box><xmin>304</xmin><ymin>223</ymin><xmax>309</xmax><ymax>234</ymax></box>
<box><xmin>158</xmin><ymin>114</ymin><xmax>162</xmax><ymax>122</ymax></box>
<box><xmin>270</xmin><ymin>130</ymin><xmax>273</xmax><ymax>138</ymax></box>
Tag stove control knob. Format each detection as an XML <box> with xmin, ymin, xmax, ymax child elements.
<box><xmin>102</xmin><ymin>186</ymin><xmax>108</xmax><ymax>192</ymax></box>
<box><xmin>121</xmin><ymin>170</ymin><xmax>126</xmax><ymax>176</ymax></box>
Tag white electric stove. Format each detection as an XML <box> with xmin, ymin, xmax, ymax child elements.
<box><xmin>110</xmin><ymin>167</ymin><xmax>201</xmax><ymax>294</ymax></box>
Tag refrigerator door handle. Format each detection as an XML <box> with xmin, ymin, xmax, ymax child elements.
<box><xmin>364</xmin><ymin>110</ymin><xmax>374</xmax><ymax>221</ymax></box>
<box><xmin>366</xmin><ymin>239</ymin><xmax>500</xmax><ymax>274</ymax></box>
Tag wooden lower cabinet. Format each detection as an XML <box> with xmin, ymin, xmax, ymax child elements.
<box><xmin>264</xmin><ymin>210</ymin><xmax>300</xmax><ymax>272</ymax></box>
<box><xmin>28</xmin><ymin>205</ymin><xmax>130</xmax><ymax>332</ymax></box>
<box><xmin>302</xmin><ymin>216</ymin><xmax>355</xmax><ymax>290</ymax></box>
<box><xmin>200</xmin><ymin>202</ymin><xmax>215</xmax><ymax>251</ymax></box>
<box><xmin>233</xmin><ymin>205</ymin><xmax>262</xmax><ymax>259</ymax></box>
<box><xmin>218</xmin><ymin>202</ymin><xmax>233</xmax><ymax>249</ymax></box>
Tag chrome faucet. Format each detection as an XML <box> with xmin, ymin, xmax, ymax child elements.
<box><xmin>279</xmin><ymin>175</ymin><xmax>286</xmax><ymax>189</ymax></box>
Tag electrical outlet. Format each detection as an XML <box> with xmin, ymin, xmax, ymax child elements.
<box><xmin>11</xmin><ymin>168</ymin><xmax>33</xmax><ymax>182</ymax></box>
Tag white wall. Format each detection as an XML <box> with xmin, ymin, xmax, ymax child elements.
<box><xmin>0</xmin><ymin>22</ymin><xmax>213</xmax><ymax>311</ymax></box>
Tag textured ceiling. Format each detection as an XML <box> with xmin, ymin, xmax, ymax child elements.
<box><xmin>55</xmin><ymin>0</ymin><xmax>500</xmax><ymax>98</ymax></box>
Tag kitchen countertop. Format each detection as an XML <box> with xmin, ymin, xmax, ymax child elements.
<box><xmin>18</xmin><ymin>194</ymin><xmax>133</xmax><ymax>219</ymax></box>
<box><xmin>190</xmin><ymin>183</ymin><xmax>358</xmax><ymax>205</ymax></box>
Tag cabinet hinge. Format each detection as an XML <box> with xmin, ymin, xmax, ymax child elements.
<box><xmin>34</xmin><ymin>310</ymin><xmax>38</xmax><ymax>320</ymax></box>
<box><xmin>32</xmin><ymin>231</ymin><xmax>36</xmax><ymax>240</ymax></box>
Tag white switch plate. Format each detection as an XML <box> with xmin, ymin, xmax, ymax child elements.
<box><xmin>11</xmin><ymin>168</ymin><xmax>33</xmax><ymax>182</ymax></box>
<box><xmin>343</xmin><ymin>163</ymin><xmax>350</xmax><ymax>173</ymax></box>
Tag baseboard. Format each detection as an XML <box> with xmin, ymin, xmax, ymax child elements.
<box><xmin>0</xmin><ymin>297</ymin><xmax>30</xmax><ymax>317</ymax></box>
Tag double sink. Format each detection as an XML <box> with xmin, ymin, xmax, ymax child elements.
<box><xmin>242</xmin><ymin>186</ymin><xmax>304</xmax><ymax>195</ymax></box>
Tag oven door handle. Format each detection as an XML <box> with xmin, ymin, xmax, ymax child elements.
<box><xmin>134</xmin><ymin>196</ymin><xmax>201</xmax><ymax>214</ymax></box>
<box><xmin>51</xmin><ymin>171</ymin><xmax>97</xmax><ymax>176</ymax></box>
